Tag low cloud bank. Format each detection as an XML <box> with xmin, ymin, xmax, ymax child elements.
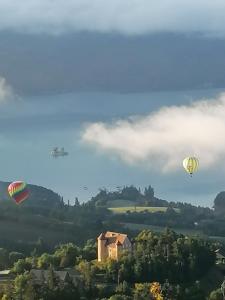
<box><xmin>0</xmin><ymin>1</ymin><xmax>225</xmax><ymax>36</ymax></box>
<box><xmin>0</xmin><ymin>77</ymin><xmax>14</xmax><ymax>104</ymax></box>
<box><xmin>82</xmin><ymin>93</ymin><xmax>225</xmax><ymax>172</ymax></box>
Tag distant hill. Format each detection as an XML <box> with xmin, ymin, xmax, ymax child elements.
<box><xmin>0</xmin><ymin>181</ymin><xmax>62</xmax><ymax>207</ymax></box>
<box><xmin>0</xmin><ymin>182</ymin><xmax>219</xmax><ymax>254</ymax></box>
<box><xmin>0</xmin><ymin>181</ymin><xmax>98</xmax><ymax>251</ymax></box>
<box><xmin>90</xmin><ymin>185</ymin><xmax>170</xmax><ymax>208</ymax></box>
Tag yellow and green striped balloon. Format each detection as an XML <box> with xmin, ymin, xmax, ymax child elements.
<box><xmin>183</xmin><ymin>157</ymin><xmax>199</xmax><ymax>176</ymax></box>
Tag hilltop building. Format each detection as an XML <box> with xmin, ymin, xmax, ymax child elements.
<box><xmin>97</xmin><ymin>231</ymin><xmax>132</xmax><ymax>262</ymax></box>
<box><xmin>30</xmin><ymin>269</ymin><xmax>70</xmax><ymax>284</ymax></box>
<box><xmin>0</xmin><ymin>270</ymin><xmax>13</xmax><ymax>282</ymax></box>
<box><xmin>29</xmin><ymin>268</ymin><xmax>81</xmax><ymax>286</ymax></box>
<box><xmin>215</xmin><ymin>248</ymin><xmax>225</xmax><ymax>264</ymax></box>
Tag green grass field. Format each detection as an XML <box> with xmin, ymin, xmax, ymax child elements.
<box><xmin>108</xmin><ymin>206</ymin><xmax>180</xmax><ymax>214</ymax></box>
<box><xmin>106</xmin><ymin>199</ymin><xmax>134</xmax><ymax>208</ymax></box>
<box><xmin>122</xmin><ymin>222</ymin><xmax>203</xmax><ymax>236</ymax></box>
<box><xmin>0</xmin><ymin>219</ymin><xmax>76</xmax><ymax>247</ymax></box>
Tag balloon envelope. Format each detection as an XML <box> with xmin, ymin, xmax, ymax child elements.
<box><xmin>183</xmin><ymin>157</ymin><xmax>199</xmax><ymax>175</ymax></box>
<box><xmin>8</xmin><ymin>181</ymin><xmax>29</xmax><ymax>204</ymax></box>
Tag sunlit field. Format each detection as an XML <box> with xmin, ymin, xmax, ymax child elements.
<box><xmin>108</xmin><ymin>206</ymin><xmax>180</xmax><ymax>214</ymax></box>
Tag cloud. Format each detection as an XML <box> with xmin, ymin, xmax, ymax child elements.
<box><xmin>0</xmin><ymin>1</ymin><xmax>225</xmax><ymax>36</ymax></box>
<box><xmin>82</xmin><ymin>93</ymin><xmax>225</xmax><ymax>172</ymax></box>
<box><xmin>0</xmin><ymin>77</ymin><xmax>14</xmax><ymax>104</ymax></box>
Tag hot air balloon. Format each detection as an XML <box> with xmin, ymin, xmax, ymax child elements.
<box><xmin>183</xmin><ymin>157</ymin><xmax>199</xmax><ymax>176</ymax></box>
<box><xmin>8</xmin><ymin>181</ymin><xmax>29</xmax><ymax>204</ymax></box>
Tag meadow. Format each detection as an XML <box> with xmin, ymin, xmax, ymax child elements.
<box><xmin>108</xmin><ymin>206</ymin><xmax>180</xmax><ymax>214</ymax></box>
<box><xmin>122</xmin><ymin>222</ymin><xmax>204</xmax><ymax>236</ymax></box>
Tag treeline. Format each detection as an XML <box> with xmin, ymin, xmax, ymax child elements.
<box><xmin>90</xmin><ymin>185</ymin><xmax>213</xmax><ymax>213</ymax></box>
<box><xmin>90</xmin><ymin>186</ymin><xmax>165</xmax><ymax>207</ymax></box>
<box><xmin>0</xmin><ymin>200</ymin><xmax>133</xmax><ymax>253</ymax></box>
<box><xmin>0</xmin><ymin>229</ymin><xmax>219</xmax><ymax>300</ymax></box>
<box><xmin>0</xmin><ymin>181</ymin><xmax>62</xmax><ymax>207</ymax></box>
<box><xmin>1</xmin><ymin>183</ymin><xmax>225</xmax><ymax>253</ymax></box>
<box><xmin>90</xmin><ymin>186</ymin><xmax>225</xmax><ymax>237</ymax></box>
<box><xmin>112</xmin><ymin>205</ymin><xmax>213</xmax><ymax>231</ymax></box>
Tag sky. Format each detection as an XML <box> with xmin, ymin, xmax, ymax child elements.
<box><xmin>1</xmin><ymin>2</ymin><xmax>225</xmax><ymax>206</ymax></box>
<box><xmin>0</xmin><ymin>1</ymin><xmax>225</xmax><ymax>36</ymax></box>
<box><xmin>82</xmin><ymin>94</ymin><xmax>225</xmax><ymax>172</ymax></box>
<box><xmin>0</xmin><ymin>77</ymin><xmax>14</xmax><ymax>103</ymax></box>
<box><xmin>0</xmin><ymin>80</ymin><xmax>225</xmax><ymax>207</ymax></box>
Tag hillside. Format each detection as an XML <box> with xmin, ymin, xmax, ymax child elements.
<box><xmin>0</xmin><ymin>181</ymin><xmax>78</xmax><ymax>250</ymax></box>
<box><xmin>0</xmin><ymin>181</ymin><xmax>62</xmax><ymax>207</ymax></box>
<box><xmin>90</xmin><ymin>185</ymin><xmax>169</xmax><ymax>208</ymax></box>
<box><xmin>0</xmin><ymin>183</ymin><xmax>224</xmax><ymax>256</ymax></box>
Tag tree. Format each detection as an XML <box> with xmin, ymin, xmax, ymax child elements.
<box><xmin>74</xmin><ymin>197</ymin><xmax>80</xmax><ymax>206</ymax></box>
<box><xmin>12</xmin><ymin>259</ymin><xmax>32</xmax><ymax>275</ymax></box>
<box><xmin>209</xmin><ymin>289</ymin><xmax>223</xmax><ymax>300</ymax></box>
<box><xmin>1</xmin><ymin>295</ymin><xmax>10</xmax><ymax>300</ymax></box>
<box><xmin>14</xmin><ymin>273</ymin><xmax>30</xmax><ymax>300</ymax></box>
<box><xmin>214</xmin><ymin>192</ymin><xmax>225</xmax><ymax>215</ymax></box>
<box><xmin>54</xmin><ymin>243</ymin><xmax>80</xmax><ymax>268</ymax></box>
<box><xmin>144</xmin><ymin>186</ymin><xmax>154</xmax><ymax>200</ymax></box>
<box><xmin>58</xmin><ymin>276</ymin><xmax>80</xmax><ymax>300</ymax></box>
<box><xmin>82</xmin><ymin>239</ymin><xmax>96</xmax><ymax>261</ymax></box>
<box><xmin>104</xmin><ymin>258</ymin><xmax>119</xmax><ymax>282</ymax></box>
<box><xmin>35</xmin><ymin>237</ymin><xmax>47</xmax><ymax>254</ymax></box>
<box><xmin>23</xmin><ymin>281</ymin><xmax>37</xmax><ymax>300</ymax></box>
<box><xmin>77</xmin><ymin>260</ymin><xmax>96</xmax><ymax>288</ymax></box>
<box><xmin>0</xmin><ymin>248</ymin><xmax>8</xmax><ymax>269</ymax></box>
<box><xmin>134</xmin><ymin>283</ymin><xmax>153</xmax><ymax>300</ymax></box>
<box><xmin>115</xmin><ymin>281</ymin><xmax>131</xmax><ymax>295</ymax></box>
<box><xmin>1</xmin><ymin>282</ymin><xmax>14</xmax><ymax>300</ymax></box>
<box><xmin>150</xmin><ymin>282</ymin><xmax>163</xmax><ymax>300</ymax></box>
<box><xmin>121</xmin><ymin>186</ymin><xmax>141</xmax><ymax>201</ymax></box>
<box><xmin>37</xmin><ymin>253</ymin><xmax>58</xmax><ymax>269</ymax></box>
<box><xmin>9</xmin><ymin>252</ymin><xmax>25</xmax><ymax>266</ymax></box>
<box><xmin>109</xmin><ymin>295</ymin><xmax>132</xmax><ymax>300</ymax></box>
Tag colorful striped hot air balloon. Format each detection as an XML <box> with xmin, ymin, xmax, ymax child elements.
<box><xmin>183</xmin><ymin>157</ymin><xmax>199</xmax><ymax>176</ymax></box>
<box><xmin>8</xmin><ymin>181</ymin><xmax>29</xmax><ymax>204</ymax></box>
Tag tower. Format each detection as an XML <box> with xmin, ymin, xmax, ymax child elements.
<box><xmin>116</xmin><ymin>240</ymin><xmax>122</xmax><ymax>260</ymax></box>
<box><xmin>97</xmin><ymin>233</ymin><xmax>106</xmax><ymax>262</ymax></box>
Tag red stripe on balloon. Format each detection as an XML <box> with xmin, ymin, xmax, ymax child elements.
<box><xmin>14</xmin><ymin>190</ymin><xmax>29</xmax><ymax>204</ymax></box>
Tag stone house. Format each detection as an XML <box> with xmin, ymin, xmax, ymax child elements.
<box><xmin>97</xmin><ymin>231</ymin><xmax>132</xmax><ymax>262</ymax></box>
<box><xmin>30</xmin><ymin>269</ymin><xmax>70</xmax><ymax>284</ymax></box>
<box><xmin>215</xmin><ymin>248</ymin><xmax>225</xmax><ymax>264</ymax></box>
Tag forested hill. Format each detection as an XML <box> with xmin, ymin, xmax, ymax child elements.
<box><xmin>0</xmin><ymin>181</ymin><xmax>225</xmax><ymax>252</ymax></box>
<box><xmin>0</xmin><ymin>181</ymin><xmax>62</xmax><ymax>207</ymax></box>
<box><xmin>90</xmin><ymin>185</ymin><xmax>179</xmax><ymax>208</ymax></box>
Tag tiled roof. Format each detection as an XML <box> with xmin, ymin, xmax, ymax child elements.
<box><xmin>98</xmin><ymin>233</ymin><xmax>106</xmax><ymax>240</ymax></box>
<box><xmin>215</xmin><ymin>248</ymin><xmax>225</xmax><ymax>257</ymax></box>
<box><xmin>99</xmin><ymin>231</ymin><xmax>128</xmax><ymax>248</ymax></box>
<box><xmin>115</xmin><ymin>240</ymin><xmax>122</xmax><ymax>246</ymax></box>
<box><xmin>30</xmin><ymin>269</ymin><xmax>69</xmax><ymax>282</ymax></box>
<box><xmin>0</xmin><ymin>270</ymin><xmax>11</xmax><ymax>275</ymax></box>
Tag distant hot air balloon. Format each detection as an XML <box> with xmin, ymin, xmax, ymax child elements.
<box><xmin>183</xmin><ymin>157</ymin><xmax>199</xmax><ymax>176</ymax></box>
<box><xmin>8</xmin><ymin>181</ymin><xmax>29</xmax><ymax>204</ymax></box>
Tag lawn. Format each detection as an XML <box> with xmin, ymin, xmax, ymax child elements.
<box><xmin>106</xmin><ymin>199</ymin><xmax>134</xmax><ymax>208</ymax></box>
<box><xmin>108</xmin><ymin>206</ymin><xmax>180</xmax><ymax>214</ymax></box>
<box><xmin>0</xmin><ymin>219</ymin><xmax>76</xmax><ymax>247</ymax></box>
<box><xmin>122</xmin><ymin>222</ymin><xmax>203</xmax><ymax>236</ymax></box>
